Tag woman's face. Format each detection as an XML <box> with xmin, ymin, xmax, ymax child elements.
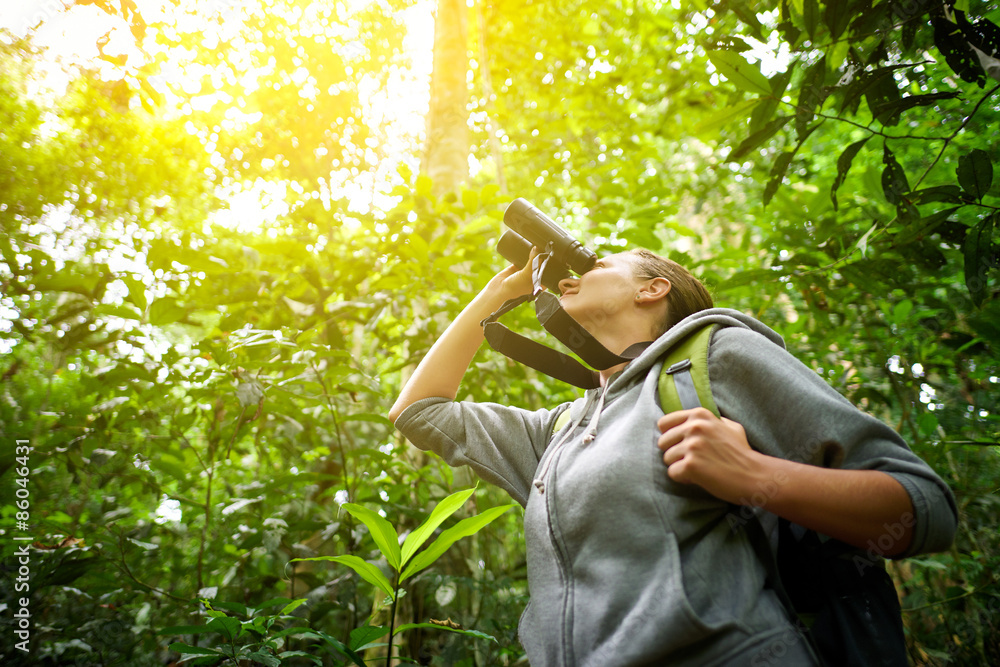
<box><xmin>557</xmin><ymin>253</ymin><xmax>641</xmax><ymax>333</ymax></box>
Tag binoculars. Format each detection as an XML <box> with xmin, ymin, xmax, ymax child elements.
<box><xmin>497</xmin><ymin>198</ymin><xmax>597</xmax><ymax>292</ymax></box>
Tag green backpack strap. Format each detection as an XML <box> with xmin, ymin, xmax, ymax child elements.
<box><xmin>658</xmin><ymin>323</ymin><xmax>720</xmax><ymax>417</ymax></box>
<box><xmin>551</xmin><ymin>323</ymin><xmax>719</xmax><ymax>437</ymax></box>
<box><xmin>552</xmin><ymin>407</ymin><xmax>573</xmax><ymax>433</ymax></box>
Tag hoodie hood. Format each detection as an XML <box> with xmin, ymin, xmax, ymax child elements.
<box><xmin>610</xmin><ymin>307</ymin><xmax>786</xmax><ymax>390</ymax></box>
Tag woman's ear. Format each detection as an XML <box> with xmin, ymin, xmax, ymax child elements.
<box><xmin>642</xmin><ymin>277</ymin><xmax>671</xmax><ymax>302</ymax></box>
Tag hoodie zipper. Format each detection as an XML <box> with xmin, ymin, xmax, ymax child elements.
<box><xmin>533</xmin><ymin>387</ymin><xmax>606</xmax><ymax>494</ymax></box>
<box><xmin>536</xmin><ymin>388</ymin><xmax>608</xmax><ymax>667</ymax></box>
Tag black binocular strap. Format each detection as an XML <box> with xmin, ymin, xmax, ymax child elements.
<box><xmin>482</xmin><ymin>319</ymin><xmax>602</xmax><ymax>389</ymax></box>
<box><xmin>534</xmin><ymin>292</ymin><xmax>640</xmax><ymax>370</ymax></box>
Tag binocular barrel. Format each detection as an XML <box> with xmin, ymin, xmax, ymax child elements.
<box><xmin>496</xmin><ymin>199</ymin><xmax>597</xmax><ymax>292</ymax></box>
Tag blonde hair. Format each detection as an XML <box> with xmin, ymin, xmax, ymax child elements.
<box><xmin>627</xmin><ymin>249</ymin><xmax>713</xmax><ymax>336</ymax></box>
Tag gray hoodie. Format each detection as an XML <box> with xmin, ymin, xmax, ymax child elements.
<box><xmin>395</xmin><ymin>308</ymin><xmax>957</xmax><ymax>666</ymax></box>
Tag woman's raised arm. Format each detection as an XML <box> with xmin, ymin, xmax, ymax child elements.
<box><xmin>388</xmin><ymin>254</ymin><xmax>536</xmax><ymax>424</ymax></box>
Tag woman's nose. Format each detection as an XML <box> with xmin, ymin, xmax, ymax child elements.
<box><xmin>558</xmin><ymin>277</ymin><xmax>578</xmax><ymax>294</ymax></box>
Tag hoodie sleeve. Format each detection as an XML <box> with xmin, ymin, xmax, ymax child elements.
<box><xmin>394</xmin><ymin>397</ymin><xmax>568</xmax><ymax>507</ymax></box>
<box><xmin>707</xmin><ymin>326</ymin><xmax>958</xmax><ymax>557</ymax></box>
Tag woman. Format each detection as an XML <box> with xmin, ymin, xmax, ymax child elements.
<box><xmin>389</xmin><ymin>248</ymin><xmax>957</xmax><ymax>666</ymax></box>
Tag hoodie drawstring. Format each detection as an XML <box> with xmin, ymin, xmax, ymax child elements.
<box><xmin>582</xmin><ymin>385</ymin><xmax>608</xmax><ymax>444</ymax></box>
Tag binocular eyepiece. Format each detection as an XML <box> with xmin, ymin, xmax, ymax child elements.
<box><xmin>497</xmin><ymin>198</ymin><xmax>597</xmax><ymax>292</ymax></box>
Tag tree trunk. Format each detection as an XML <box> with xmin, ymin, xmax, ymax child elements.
<box><xmin>421</xmin><ymin>0</ymin><xmax>469</xmax><ymax>194</ymax></box>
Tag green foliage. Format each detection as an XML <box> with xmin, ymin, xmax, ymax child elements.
<box><xmin>2</xmin><ymin>0</ymin><xmax>999</xmax><ymax>665</ymax></box>
<box><xmin>293</xmin><ymin>488</ymin><xmax>514</xmax><ymax>664</ymax></box>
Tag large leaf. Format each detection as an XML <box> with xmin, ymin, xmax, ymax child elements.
<box><xmin>149</xmin><ymin>297</ymin><xmax>186</xmax><ymax>326</ymax></box>
<box><xmin>868</xmin><ymin>92</ymin><xmax>959</xmax><ymax>126</ymax></box>
<box><xmin>794</xmin><ymin>56</ymin><xmax>826</xmax><ymax>136</ymax></box>
<box><xmin>400</xmin><ymin>487</ymin><xmax>476</xmax><ymax>567</ymax></box>
<box><xmin>708</xmin><ymin>50</ymin><xmax>771</xmax><ymax>96</ymax></box>
<box><xmin>749</xmin><ymin>66</ymin><xmax>794</xmax><ymax>133</ymax></box>
<box><xmin>957</xmin><ymin>148</ymin><xmax>994</xmax><ymax>201</ymax></box>
<box><xmin>247</xmin><ymin>651</ymin><xmax>281</xmax><ymax>667</ymax></box>
<box><xmin>691</xmin><ymin>98</ymin><xmax>759</xmax><ymax>137</ymax></box>
<box><xmin>831</xmin><ymin>137</ymin><xmax>871</xmax><ymax>210</ymax></box>
<box><xmin>400</xmin><ymin>504</ymin><xmax>516</xmax><ymax>582</ymax></box>
<box><xmin>342</xmin><ymin>503</ymin><xmax>402</xmax><ymax>570</ymax></box>
<box><xmin>893</xmin><ymin>207</ymin><xmax>962</xmax><ymax>246</ymax></box>
<box><xmin>206</xmin><ymin>616</ymin><xmax>242</xmax><ymax>641</ymax></box>
<box><xmin>728</xmin><ymin>116</ymin><xmax>792</xmax><ymax>163</ymax></box>
<box><xmin>349</xmin><ymin>624</ymin><xmax>391</xmax><ymax>651</ymax></box>
<box><xmin>964</xmin><ymin>212</ymin><xmax>998</xmax><ymax>307</ymax></box>
<box><xmin>763</xmin><ymin>151</ymin><xmax>795</xmax><ymax>206</ymax></box>
<box><xmin>293</xmin><ymin>555</ymin><xmax>395</xmax><ymax>600</ymax></box>
<box><xmin>933</xmin><ymin>13</ymin><xmax>987</xmax><ymax>86</ymax></box>
<box><xmin>305</xmin><ymin>630</ymin><xmax>368</xmax><ymax>667</ymax></box>
<box><xmin>881</xmin><ymin>143</ymin><xmax>910</xmax><ymax>204</ymax></box>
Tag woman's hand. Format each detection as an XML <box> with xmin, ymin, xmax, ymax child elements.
<box><xmin>656</xmin><ymin>408</ymin><xmax>760</xmax><ymax>504</ymax></box>
<box><xmin>486</xmin><ymin>247</ymin><xmax>540</xmax><ymax>302</ymax></box>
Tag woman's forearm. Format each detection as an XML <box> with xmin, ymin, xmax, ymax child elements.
<box><xmin>741</xmin><ymin>454</ymin><xmax>915</xmax><ymax>557</ymax></box>
<box><xmin>388</xmin><ymin>261</ymin><xmax>534</xmax><ymax>424</ymax></box>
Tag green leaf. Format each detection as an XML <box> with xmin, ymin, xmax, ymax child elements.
<box><xmin>309</xmin><ymin>630</ymin><xmax>369</xmax><ymax>667</ymax></box>
<box><xmin>278</xmin><ymin>598</ymin><xmax>308</xmax><ymax>616</ymax></box>
<box><xmin>802</xmin><ymin>0</ymin><xmax>820</xmax><ymax>38</ymax></box>
<box><xmin>893</xmin><ymin>207</ymin><xmax>961</xmax><ymax>246</ymax></box>
<box><xmin>393</xmin><ymin>622</ymin><xmax>498</xmax><ymax>643</ymax></box>
<box><xmin>728</xmin><ymin>116</ymin><xmax>792</xmax><ymax>162</ymax></box>
<box><xmin>911</xmin><ymin>185</ymin><xmax>963</xmax><ymax>205</ymax></box>
<box><xmin>400</xmin><ymin>504</ymin><xmax>516</xmax><ymax>581</ymax></box>
<box><xmin>342</xmin><ymin>503</ymin><xmax>402</xmax><ymax>570</ymax></box>
<box><xmin>209</xmin><ymin>601</ymin><xmax>248</xmax><ymax>616</ymax></box>
<box><xmin>206</xmin><ymin>616</ymin><xmax>242</xmax><ymax>641</ymax></box>
<box><xmin>795</xmin><ymin>56</ymin><xmax>827</xmax><ymax>136</ymax></box>
<box><xmin>763</xmin><ymin>151</ymin><xmax>795</xmax><ymax>206</ymax></box>
<box><xmin>400</xmin><ymin>487</ymin><xmax>476</xmax><ymax>567</ymax></box>
<box><xmin>246</xmin><ymin>651</ymin><xmax>281</xmax><ymax>667</ymax></box>
<box><xmin>292</xmin><ymin>555</ymin><xmax>395</xmax><ymax>600</ymax></box>
<box><xmin>881</xmin><ymin>143</ymin><xmax>910</xmax><ymax>205</ymax></box>
<box><xmin>122</xmin><ymin>274</ymin><xmax>148</xmax><ymax>311</ymax></box>
<box><xmin>349</xmin><ymin>624</ymin><xmax>390</xmax><ymax>650</ymax></box>
<box><xmin>892</xmin><ymin>300</ymin><xmax>913</xmax><ymax>324</ymax></box>
<box><xmin>708</xmin><ymin>51</ymin><xmax>771</xmax><ymax>96</ymax></box>
<box><xmin>831</xmin><ymin>137</ymin><xmax>870</xmax><ymax>210</ymax></box>
<box><xmin>749</xmin><ymin>66</ymin><xmax>794</xmax><ymax>133</ymax></box>
<box><xmin>869</xmin><ymin>92</ymin><xmax>959</xmax><ymax>126</ymax></box>
<box><xmin>461</xmin><ymin>187</ymin><xmax>479</xmax><ymax>212</ymax></box>
<box><xmin>691</xmin><ymin>98</ymin><xmax>759</xmax><ymax>137</ymax></box>
<box><xmin>823</xmin><ymin>0</ymin><xmax>850</xmax><ymax>40</ymax></box>
<box><xmin>149</xmin><ymin>297</ymin><xmax>186</xmax><ymax>326</ymax></box>
<box><xmin>718</xmin><ymin>269</ymin><xmax>783</xmax><ymax>291</ymax></box>
<box><xmin>278</xmin><ymin>651</ymin><xmax>323</xmax><ymax>665</ymax></box>
<box><xmin>957</xmin><ymin>148</ymin><xmax>994</xmax><ymax>202</ymax></box>
<box><xmin>964</xmin><ymin>212</ymin><xmax>997</xmax><ymax>307</ymax></box>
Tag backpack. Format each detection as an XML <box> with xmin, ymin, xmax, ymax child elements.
<box><xmin>554</xmin><ymin>323</ymin><xmax>909</xmax><ymax>667</ymax></box>
<box><xmin>658</xmin><ymin>323</ymin><xmax>908</xmax><ymax>667</ymax></box>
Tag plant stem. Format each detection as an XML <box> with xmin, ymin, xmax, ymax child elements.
<box><xmin>385</xmin><ymin>573</ymin><xmax>401</xmax><ymax>667</ymax></box>
<box><xmin>311</xmin><ymin>360</ymin><xmax>354</xmax><ymax>501</ymax></box>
